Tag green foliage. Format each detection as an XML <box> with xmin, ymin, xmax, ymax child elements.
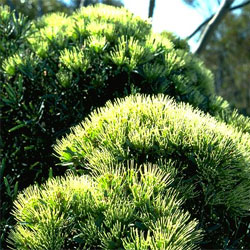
<box><xmin>209</xmin><ymin>95</ymin><xmax>250</xmax><ymax>133</ymax></box>
<box><xmin>160</xmin><ymin>30</ymin><xmax>190</xmax><ymax>51</ymax></box>
<box><xmin>8</xmin><ymin>164</ymin><xmax>201</xmax><ymax>249</ymax></box>
<box><xmin>0</xmin><ymin>6</ymin><xmax>31</xmax><ymax>61</ymax></box>
<box><xmin>55</xmin><ymin>94</ymin><xmax>250</xmax><ymax>249</ymax></box>
<box><xmin>1</xmin><ymin>4</ymin><xmax>250</xmax><ymax>248</ymax></box>
<box><xmin>0</xmin><ymin>5</ymin><xmax>218</xmax><ymax>244</ymax></box>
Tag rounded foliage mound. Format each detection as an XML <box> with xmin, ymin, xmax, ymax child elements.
<box><xmin>1</xmin><ymin>6</ymin><xmax>248</xmax><ymax>196</ymax></box>
<box><xmin>55</xmin><ymin>94</ymin><xmax>250</xmax><ymax>248</ymax></box>
<box><xmin>1</xmin><ymin>4</ymin><xmax>250</xmax><ymax>248</ymax></box>
<box><xmin>8</xmin><ymin>164</ymin><xmax>201</xmax><ymax>249</ymax></box>
<box><xmin>0</xmin><ymin>4</ymin><xmax>213</xmax><ymax>241</ymax></box>
<box><xmin>0</xmin><ymin>4</ymin><xmax>237</xmax><ymax>242</ymax></box>
<box><xmin>0</xmin><ymin>4</ymin><xmax>215</xmax><ymax>230</ymax></box>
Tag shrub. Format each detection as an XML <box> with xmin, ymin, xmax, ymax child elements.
<box><xmin>8</xmin><ymin>164</ymin><xmax>201</xmax><ymax>249</ymax></box>
<box><xmin>55</xmin><ymin>94</ymin><xmax>250</xmax><ymax>249</ymax></box>
<box><xmin>0</xmin><ymin>4</ymin><xmax>215</xmax><ymax>244</ymax></box>
<box><xmin>1</xmin><ymin>4</ymin><xmax>249</xmax><ymax>247</ymax></box>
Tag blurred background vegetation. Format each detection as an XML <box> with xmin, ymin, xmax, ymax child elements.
<box><xmin>183</xmin><ymin>0</ymin><xmax>250</xmax><ymax>115</ymax></box>
<box><xmin>198</xmin><ymin>4</ymin><xmax>250</xmax><ymax>115</ymax></box>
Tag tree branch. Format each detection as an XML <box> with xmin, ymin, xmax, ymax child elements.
<box><xmin>6</xmin><ymin>0</ymin><xmax>15</xmax><ymax>11</ymax></box>
<box><xmin>194</xmin><ymin>0</ymin><xmax>234</xmax><ymax>55</ymax></box>
<box><xmin>37</xmin><ymin>0</ymin><xmax>43</xmax><ymax>17</ymax></box>
<box><xmin>80</xmin><ymin>0</ymin><xmax>85</xmax><ymax>8</ymax></box>
<box><xmin>187</xmin><ymin>0</ymin><xmax>250</xmax><ymax>40</ymax></box>
<box><xmin>148</xmin><ymin>0</ymin><xmax>156</xmax><ymax>18</ymax></box>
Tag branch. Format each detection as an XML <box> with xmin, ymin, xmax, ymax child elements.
<box><xmin>194</xmin><ymin>0</ymin><xmax>234</xmax><ymax>55</ymax></box>
<box><xmin>37</xmin><ymin>0</ymin><xmax>43</xmax><ymax>17</ymax></box>
<box><xmin>79</xmin><ymin>0</ymin><xmax>84</xmax><ymax>8</ymax></box>
<box><xmin>6</xmin><ymin>0</ymin><xmax>15</xmax><ymax>11</ymax></box>
<box><xmin>187</xmin><ymin>0</ymin><xmax>250</xmax><ymax>40</ymax></box>
<box><xmin>230</xmin><ymin>0</ymin><xmax>250</xmax><ymax>10</ymax></box>
<box><xmin>187</xmin><ymin>17</ymin><xmax>211</xmax><ymax>40</ymax></box>
<box><xmin>148</xmin><ymin>0</ymin><xmax>156</xmax><ymax>18</ymax></box>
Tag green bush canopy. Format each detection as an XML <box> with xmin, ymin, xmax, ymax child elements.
<box><xmin>8</xmin><ymin>165</ymin><xmax>201</xmax><ymax>249</ymax></box>
<box><xmin>1</xmin><ymin>4</ymin><xmax>250</xmax><ymax>249</ymax></box>
<box><xmin>54</xmin><ymin>94</ymin><xmax>250</xmax><ymax>248</ymax></box>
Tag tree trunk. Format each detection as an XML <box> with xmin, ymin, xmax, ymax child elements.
<box><xmin>81</xmin><ymin>0</ymin><xmax>86</xmax><ymax>7</ymax></box>
<box><xmin>38</xmin><ymin>0</ymin><xmax>43</xmax><ymax>17</ymax></box>
<box><xmin>6</xmin><ymin>0</ymin><xmax>15</xmax><ymax>11</ymax></box>
<box><xmin>148</xmin><ymin>0</ymin><xmax>156</xmax><ymax>18</ymax></box>
<box><xmin>83</xmin><ymin>0</ymin><xmax>97</xmax><ymax>7</ymax></box>
<box><xmin>187</xmin><ymin>0</ymin><xmax>250</xmax><ymax>40</ymax></box>
<box><xmin>194</xmin><ymin>0</ymin><xmax>234</xmax><ymax>55</ymax></box>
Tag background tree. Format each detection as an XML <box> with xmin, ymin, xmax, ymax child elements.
<box><xmin>193</xmin><ymin>0</ymin><xmax>234</xmax><ymax>55</ymax></box>
<box><xmin>148</xmin><ymin>0</ymin><xmax>156</xmax><ymax>18</ymax></box>
<box><xmin>184</xmin><ymin>0</ymin><xmax>250</xmax><ymax>115</ymax></box>
<box><xmin>201</xmin><ymin>4</ymin><xmax>250</xmax><ymax>115</ymax></box>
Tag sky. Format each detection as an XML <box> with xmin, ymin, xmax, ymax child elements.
<box><xmin>63</xmin><ymin>0</ymin><xmax>205</xmax><ymax>41</ymax></box>
<box><xmin>123</xmin><ymin>0</ymin><xmax>204</xmax><ymax>38</ymax></box>
<box><xmin>123</xmin><ymin>0</ymin><xmax>206</xmax><ymax>50</ymax></box>
<box><xmin>64</xmin><ymin>0</ymin><xmax>245</xmax><ymax>50</ymax></box>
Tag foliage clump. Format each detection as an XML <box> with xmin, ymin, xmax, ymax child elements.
<box><xmin>0</xmin><ymin>4</ymin><xmax>219</xmax><ymax>242</ymax></box>
<box><xmin>8</xmin><ymin>164</ymin><xmax>201</xmax><ymax>249</ymax></box>
<box><xmin>1</xmin><ymin>4</ymin><xmax>250</xmax><ymax>249</ymax></box>
<box><xmin>0</xmin><ymin>4</ymin><xmax>217</xmax><ymax>188</ymax></box>
<box><xmin>55</xmin><ymin>94</ymin><xmax>250</xmax><ymax>248</ymax></box>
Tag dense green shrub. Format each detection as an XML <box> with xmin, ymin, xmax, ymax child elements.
<box><xmin>8</xmin><ymin>164</ymin><xmax>202</xmax><ymax>249</ymax></box>
<box><xmin>0</xmin><ymin>4</ymin><xmax>216</xmax><ymax>243</ymax></box>
<box><xmin>55</xmin><ymin>94</ymin><xmax>250</xmax><ymax>249</ymax></box>
<box><xmin>1</xmin><ymin>4</ymin><xmax>250</xmax><ymax>247</ymax></box>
